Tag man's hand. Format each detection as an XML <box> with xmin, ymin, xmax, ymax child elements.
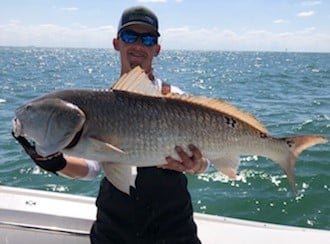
<box><xmin>159</xmin><ymin>144</ymin><xmax>208</xmax><ymax>174</ymax></box>
<box><xmin>12</xmin><ymin>131</ymin><xmax>67</xmax><ymax>174</ymax></box>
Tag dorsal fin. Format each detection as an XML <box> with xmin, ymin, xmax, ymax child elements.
<box><xmin>166</xmin><ymin>93</ymin><xmax>268</xmax><ymax>134</ymax></box>
<box><xmin>111</xmin><ymin>66</ymin><xmax>162</xmax><ymax>96</ymax></box>
<box><xmin>112</xmin><ymin>66</ymin><xmax>268</xmax><ymax>134</ymax></box>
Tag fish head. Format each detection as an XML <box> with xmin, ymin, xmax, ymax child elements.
<box><xmin>13</xmin><ymin>98</ymin><xmax>86</xmax><ymax>157</ymax></box>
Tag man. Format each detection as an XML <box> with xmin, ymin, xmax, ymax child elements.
<box><xmin>13</xmin><ymin>6</ymin><xmax>209</xmax><ymax>244</ymax></box>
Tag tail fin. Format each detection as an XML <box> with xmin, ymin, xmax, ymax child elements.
<box><xmin>277</xmin><ymin>135</ymin><xmax>327</xmax><ymax>193</ymax></box>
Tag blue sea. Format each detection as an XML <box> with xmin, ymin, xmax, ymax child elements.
<box><xmin>0</xmin><ymin>47</ymin><xmax>329</xmax><ymax>230</ymax></box>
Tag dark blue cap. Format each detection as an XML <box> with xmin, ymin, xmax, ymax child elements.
<box><xmin>117</xmin><ymin>6</ymin><xmax>160</xmax><ymax>36</ymax></box>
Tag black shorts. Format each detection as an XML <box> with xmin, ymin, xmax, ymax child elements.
<box><xmin>90</xmin><ymin>167</ymin><xmax>201</xmax><ymax>244</ymax></box>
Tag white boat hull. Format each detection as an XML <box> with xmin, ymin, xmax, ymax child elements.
<box><xmin>0</xmin><ymin>185</ymin><xmax>329</xmax><ymax>244</ymax></box>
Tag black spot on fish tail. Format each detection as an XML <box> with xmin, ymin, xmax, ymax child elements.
<box><xmin>259</xmin><ymin>132</ymin><xmax>268</xmax><ymax>138</ymax></box>
<box><xmin>225</xmin><ymin>116</ymin><xmax>237</xmax><ymax>128</ymax></box>
<box><xmin>285</xmin><ymin>139</ymin><xmax>294</xmax><ymax>148</ymax></box>
<box><xmin>280</xmin><ymin>138</ymin><xmax>294</xmax><ymax>148</ymax></box>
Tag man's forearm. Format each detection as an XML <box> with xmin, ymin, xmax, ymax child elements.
<box><xmin>59</xmin><ymin>156</ymin><xmax>101</xmax><ymax>180</ymax></box>
<box><xmin>58</xmin><ymin>156</ymin><xmax>90</xmax><ymax>178</ymax></box>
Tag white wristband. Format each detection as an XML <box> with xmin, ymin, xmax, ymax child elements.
<box><xmin>204</xmin><ymin>158</ymin><xmax>212</xmax><ymax>172</ymax></box>
<box><xmin>80</xmin><ymin>159</ymin><xmax>101</xmax><ymax>180</ymax></box>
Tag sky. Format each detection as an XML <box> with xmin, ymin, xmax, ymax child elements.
<box><xmin>0</xmin><ymin>0</ymin><xmax>329</xmax><ymax>52</ymax></box>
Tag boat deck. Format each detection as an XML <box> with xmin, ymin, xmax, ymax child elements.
<box><xmin>0</xmin><ymin>185</ymin><xmax>329</xmax><ymax>244</ymax></box>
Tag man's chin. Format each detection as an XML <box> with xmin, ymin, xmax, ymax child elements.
<box><xmin>130</xmin><ymin>63</ymin><xmax>143</xmax><ymax>69</ymax></box>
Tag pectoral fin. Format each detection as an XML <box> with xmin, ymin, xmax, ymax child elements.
<box><xmin>212</xmin><ymin>155</ymin><xmax>240</xmax><ymax>179</ymax></box>
<box><xmin>102</xmin><ymin>163</ymin><xmax>134</xmax><ymax>194</ymax></box>
<box><xmin>218</xmin><ymin>167</ymin><xmax>237</xmax><ymax>179</ymax></box>
<box><xmin>88</xmin><ymin>137</ymin><xmax>126</xmax><ymax>154</ymax></box>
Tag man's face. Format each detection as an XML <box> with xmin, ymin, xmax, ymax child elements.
<box><xmin>114</xmin><ymin>24</ymin><xmax>160</xmax><ymax>75</ymax></box>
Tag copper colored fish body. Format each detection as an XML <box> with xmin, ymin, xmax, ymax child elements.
<box><xmin>13</xmin><ymin>67</ymin><xmax>328</xmax><ymax>192</ymax></box>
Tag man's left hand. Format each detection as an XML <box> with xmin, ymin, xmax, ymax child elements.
<box><xmin>159</xmin><ymin>144</ymin><xmax>208</xmax><ymax>174</ymax></box>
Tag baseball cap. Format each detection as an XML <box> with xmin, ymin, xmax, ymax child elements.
<box><xmin>117</xmin><ymin>6</ymin><xmax>160</xmax><ymax>36</ymax></box>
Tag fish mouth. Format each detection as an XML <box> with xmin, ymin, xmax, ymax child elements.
<box><xmin>12</xmin><ymin>117</ymin><xmax>22</xmax><ymax>137</ymax></box>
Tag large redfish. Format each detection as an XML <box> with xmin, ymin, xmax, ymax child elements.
<box><xmin>13</xmin><ymin>67</ymin><xmax>328</xmax><ymax>192</ymax></box>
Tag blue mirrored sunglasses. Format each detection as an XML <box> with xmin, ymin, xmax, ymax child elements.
<box><xmin>119</xmin><ymin>30</ymin><xmax>158</xmax><ymax>47</ymax></box>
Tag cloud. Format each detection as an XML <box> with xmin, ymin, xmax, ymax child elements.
<box><xmin>1</xmin><ymin>21</ymin><xmax>329</xmax><ymax>52</ymax></box>
<box><xmin>301</xmin><ymin>1</ymin><xmax>322</xmax><ymax>6</ymax></box>
<box><xmin>60</xmin><ymin>7</ymin><xmax>79</xmax><ymax>11</ymax></box>
<box><xmin>297</xmin><ymin>11</ymin><xmax>315</xmax><ymax>17</ymax></box>
<box><xmin>0</xmin><ymin>21</ymin><xmax>116</xmax><ymax>48</ymax></box>
<box><xmin>161</xmin><ymin>26</ymin><xmax>330</xmax><ymax>52</ymax></box>
<box><xmin>273</xmin><ymin>19</ymin><xmax>288</xmax><ymax>24</ymax></box>
<box><xmin>137</xmin><ymin>0</ymin><xmax>167</xmax><ymax>3</ymax></box>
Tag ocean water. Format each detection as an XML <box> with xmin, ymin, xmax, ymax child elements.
<box><xmin>0</xmin><ymin>47</ymin><xmax>329</xmax><ymax>230</ymax></box>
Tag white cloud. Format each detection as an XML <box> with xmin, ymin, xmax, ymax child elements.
<box><xmin>297</xmin><ymin>11</ymin><xmax>315</xmax><ymax>17</ymax></box>
<box><xmin>136</xmin><ymin>0</ymin><xmax>183</xmax><ymax>2</ymax></box>
<box><xmin>137</xmin><ymin>0</ymin><xmax>167</xmax><ymax>3</ymax></box>
<box><xmin>7</xmin><ymin>19</ymin><xmax>21</xmax><ymax>24</ymax></box>
<box><xmin>273</xmin><ymin>19</ymin><xmax>288</xmax><ymax>24</ymax></box>
<box><xmin>60</xmin><ymin>7</ymin><xmax>79</xmax><ymax>11</ymax></box>
<box><xmin>161</xmin><ymin>26</ymin><xmax>330</xmax><ymax>52</ymax></box>
<box><xmin>300</xmin><ymin>26</ymin><xmax>317</xmax><ymax>33</ymax></box>
<box><xmin>0</xmin><ymin>22</ymin><xmax>329</xmax><ymax>52</ymax></box>
<box><xmin>0</xmin><ymin>22</ymin><xmax>116</xmax><ymax>48</ymax></box>
<box><xmin>301</xmin><ymin>1</ymin><xmax>322</xmax><ymax>6</ymax></box>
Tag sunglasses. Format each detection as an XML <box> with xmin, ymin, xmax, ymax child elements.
<box><xmin>119</xmin><ymin>30</ymin><xmax>158</xmax><ymax>47</ymax></box>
